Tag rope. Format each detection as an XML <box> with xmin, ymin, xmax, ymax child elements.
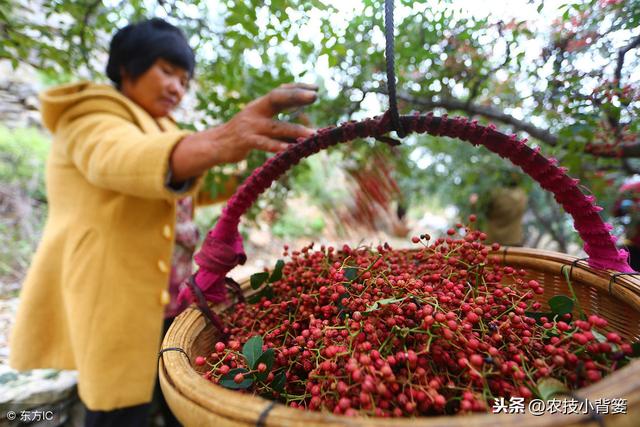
<box><xmin>256</xmin><ymin>401</ymin><xmax>276</xmax><ymax>427</ymax></box>
<box><xmin>608</xmin><ymin>272</ymin><xmax>640</xmax><ymax>295</ymax></box>
<box><xmin>185</xmin><ymin>275</ymin><xmax>229</xmax><ymax>340</ymax></box>
<box><xmin>226</xmin><ymin>277</ymin><xmax>246</xmax><ymax>303</ymax></box>
<box><xmin>568</xmin><ymin>392</ymin><xmax>606</xmax><ymax>427</ymax></box>
<box><xmin>384</xmin><ymin>0</ymin><xmax>406</xmax><ymax>138</ymax></box>
<box><xmin>570</xmin><ymin>257</ymin><xmax>590</xmax><ymax>279</ymax></box>
<box><xmin>158</xmin><ymin>347</ymin><xmax>190</xmax><ymax>365</ymax></box>
<box><xmin>559</xmin><ymin>257</ymin><xmax>589</xmax><ymax>282</ymax></box>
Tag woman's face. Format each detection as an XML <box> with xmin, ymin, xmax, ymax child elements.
<box><xmin>121</xmin><ymin>58</ymin><xmax>189</xmax><ymax>118</ymax></box>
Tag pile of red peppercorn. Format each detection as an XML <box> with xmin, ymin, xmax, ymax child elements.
<box><xmin>194</xmin><ymin>217</ymin><xmax>636</xmax><ymax>417</ymax></box>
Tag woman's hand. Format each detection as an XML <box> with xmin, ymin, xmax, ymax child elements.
<box><xmin>170</xmin><ymin>83</ymin><xmax>318</xmax><ymax>182</ymax></box>
<box><xmin>214</xmin><ymin>83</ymin><xmax>318</xmax><ymax>162</ymax></box>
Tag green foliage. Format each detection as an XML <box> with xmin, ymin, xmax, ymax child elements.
<box><xmin>343</xmin><ymin>267</ymin><xmax>358</xmax><ymax>282</ymax></box>
<box><xmin>220</xmin><ymin>367</ymin><xmax>253</xmax><ymax>389</ymax></box>
<box><xmin>548</xmin><ymin>295</ymin><xmax>575</xmax><ymax>316</ymax></box>
<box><xmin>249</xmin><ymin>260</ymin><xmax>284</xmax><ymax>289</ymax></box>
<box><xmin>253</xmin><ymin>348</ymin><xmax>275</xmax><ymax>381</ymax></box>
<box><xmin>220</xmin><ymin>334</ymin><xmax>277</xmax><ymax>389</ymax></box>
<box><xmin>268</xmin><ymin>259</ymin><xmax>285</xmax><ymax>283</ymax></box>
<box><xmin>536</xmin><ymin>377</ymin><xmax>570</xmax><ymax>400</ymax></box>
<box><xmin>271</xmin><ymin>210</ymin><xmax>325</xmax><ymax>238</ymax></box>
<box><xmin>0</xmin><ymin>126</ymin><xmax>49</xmax><ymax>201</ymax></box>
<box><xmin>247</xmin><ymin>259</ymin><xmax>285</xmax><ymax>303</ymax></box>
<box><xmin>0</xmin><ymin>127</ymin><xmax>50</xmax><ymax>285</ymax></box>
<box><xmin>250</xmin><ymin>272</ymin><xmax>269</xmax><ymax>290</ymax></box>
<box><xmin>242</xmin><ymin>335</ymin><xmax>264</xmax><ymax>369</ymax></box>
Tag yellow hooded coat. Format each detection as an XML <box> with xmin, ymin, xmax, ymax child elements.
<box><xmin>9</xmin><ymin>81</ymin><xmax>204</xmax><ymax>410</ymax></box>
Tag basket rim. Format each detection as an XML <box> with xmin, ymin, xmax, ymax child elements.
<box><xmin>160</xmin><ymin>246</ymin><xmax>640</xmax><ymax>426</ymax></box>
<box><xmin>499</xmin><ymin>247</ymin><xmax>640</xmax><ymax>309</ymax></box>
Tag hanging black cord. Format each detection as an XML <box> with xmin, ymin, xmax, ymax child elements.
<box><xmin>384</xmin><ymin>0</ymin><xmax>406</xmax><ymax>138</ymax></box>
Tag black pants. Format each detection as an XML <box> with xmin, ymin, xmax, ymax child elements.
<box><xmin>84</xmin><ymin>318</ymin><xmax>182</xmax><ymax>427</ymax></box>
<box><xmin>152</xmin><ymin>317</ymin><xmax>182</xmax><ymax>427</ymax></box>
<box><xmin>627</xmin><ymin>245</ymin><xmax>640</xmax><ymax>271</ymax></box>
<box><xmin>84</xmin><ymin>403</ymin><xmax>151</xmax><ymax>427</ymax></box>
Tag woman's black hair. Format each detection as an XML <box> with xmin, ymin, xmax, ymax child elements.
<box><xmin>106</xmin><ymin>18</ymin><xmax>195</xmax><ymax>88</ymax></box>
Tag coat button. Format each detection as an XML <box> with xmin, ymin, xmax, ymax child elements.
<box><xmin>162</xmin><ymin>225</ymin><xmax>172</xmax><ymax>240</ymax></box>
<box><xmin>160</xmin><ymin>289</ymin><xmax>171</xmax><ymax>306</ymax></box>
<box><xmin>158</xmin><ymin>260</ymin><xmax>169</xmax><ymax>273</ymax></box>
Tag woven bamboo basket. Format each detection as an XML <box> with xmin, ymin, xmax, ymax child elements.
<box><xmin>160</xmin><ymin>113</ymin><xmax>640</xmax><ymax>426</ymax></box>
<box><xmin>159</xmin><ymin>247</ymin><xmax>640</xmax><ymax>427</ymax></box>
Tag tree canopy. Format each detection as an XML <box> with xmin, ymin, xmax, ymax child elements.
<box><xmin>2</xmin><ymin>0</ymin><xmax>639</xmax><ymax>249</ymax></box>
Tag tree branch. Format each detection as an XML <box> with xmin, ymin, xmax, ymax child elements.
<box><xmin>371</xmin><ymin>88</ymin><xmax>559</xmax><ymax>145</ymax></box>
<box><xmin>346</xmin><ymin>89</ymin><xmax>367</xmax><ymax>119</ymax></box>
<box><xmin>614</xmin><ymin>33</ymin><xmax>640</xmax><ymax>84</ymax></box>
<box><xmin>529</xmin><ymin>192</ymin><xmax>568</xmax><ymax>253</ymax></box>
<box><xmin>79</xmin><ymin>0</ymin><xmax>102</xmax><ymax>75</ymax></box>
<box><xmin>586</xmin><ymin>142</ymin><xmax>640</xmax><ymax>159</ymax></box>
<box><xmin>466</xmin><ymin>23</ymin><xmax>513</xmax><ymax>105</ymax></box>
<box><xmin>369</xmin><ymin>88</ymin><xmax>640</xmax><ymax>159</ymax></box>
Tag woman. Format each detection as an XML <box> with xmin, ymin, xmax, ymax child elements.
<box><xmin>9</xmin><ymin>18</ymin><xmax>317</xmax><ymax>426</ymax></box>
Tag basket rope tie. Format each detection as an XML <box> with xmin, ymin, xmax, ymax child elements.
<box><xmin>225</xmin><ymin>277</ymin><xmax>245</xmax><ymax>303</ymax></box>
<box><xmin>568</xmin><ymin>257</ymin><xmax>590</xmax><ymax>281</ymax></box>
<box><xmin>158</xmin><ymin>347</ymin><xmax>190</xmax><ymax>365</ymax></box>
<box><xmin>608</xmin><ymin>272</ymin><xmax>640</xmax><ymax>295</ymax></box>
<box><xmin>501</xmin><ymin>247</ymin><xmax>508</xmax><ymax>265</ymax></box>
<box><xmin>255</xmin><ymin>401</ymin><xmax>276</xmax><ymax>427</ymax></box>
<box><xmin>178</xmin><ymin>113</ymin><xmax>634</xmax><ymax>337</ymax></box>
<box><xmin>184</xmin><ymin>275</ymin><xmax>228</xmax><ymax>338</ymax></box>
<box><xmin>568</xmin><ymin>392</ymin><xmax>606</xmax><ymax>427</ymax></box>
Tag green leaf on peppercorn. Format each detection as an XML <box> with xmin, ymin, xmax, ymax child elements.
<box><xmin>254</xmin><ymin>348</ymin><xmax>275</xmax><ymax>381</ymax></box>
<box><xmin>247</xmin><ymin>292</ymin><xmax>261</xmax><ymax>304</ymax></box>
<box><xmin>336</xmin><ymin>292</ymin><xmax>351</xmax><ymax>319</ymax></box>
<box><xmin>395</xmin><ymin>326</ymin><xmax>411</xmax><ymax>338</ymax></box>
<box><xmin>271</xmin><ymin>371</ymin><xmax>286</xmax><ymax>392</ymax></box>
<box><xmin>591</xmin><ymin>329</ymin><xmax>607</xmax><ymax>343</ymax></box>
<box><xmin>243</xmin><ymin>335</ymin><xmax>264</xmax><ymax>369</ymax></box>
<box><xmin>536</xmin><ymin>378</ymin><xmax>569</xmax><ymax>400</ymax></box>
<box><xmin>343</xmin><ymin>267</ymin><xmax>358</xmax><ymax>281</ymax></box>
<box><xmin>548</xmin><ymin>295</ymin><xmax>574</xmax><ymax>316</ymax></box>
<box><xmin>247</xmin><ymin>285</ymin><xmax>274</xmax><ymax>304</ymax></box>
<box><xmin>365</xmin><ymin>296</ymin><xmax>406</xmax><ymax>312</ymax></box>
<box><xmin>250</xmin><ymin>272</ymin><xmax>269</xmax><ymax>289</ymax></box>
<box><xmin>268</xmin><ymin>259</ymin><xmax>285</xmax><ymax>283</ymax></box>
<box><xmin>631</xmin><ymin>342</ymin><xmax>640</xmax><ymax>357</ymax></box>
<box><xmin>589</xmin><ymin>330</ymin><xmax>621</xmax><ymax>355</ymax></box>
<box><xmin>220</xmin><ymin>368</ymin><xmax>254</xmax><ymax>389</ymax></box>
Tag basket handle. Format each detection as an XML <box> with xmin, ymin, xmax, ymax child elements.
<box><xmin>180</xmin><ymin>112</ymin><xmax>634</xmax><ymax>329</ymax></box>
